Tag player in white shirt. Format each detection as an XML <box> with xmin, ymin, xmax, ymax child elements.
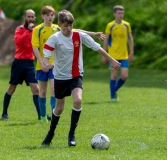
<box><xmin>41</xmin><ymin>10</ymin><xmax>120</xmax><ymax>146</ymax></box>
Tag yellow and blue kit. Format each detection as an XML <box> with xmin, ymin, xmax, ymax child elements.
<box><xmin>31</xmin><ymin>23</ymin><xmax>60</xmax><ymax>70</ymax></box>
<box><xmin>105</xmin><ymin>20</ymin><xmax>132</xmax><ymax>60</ymax></box>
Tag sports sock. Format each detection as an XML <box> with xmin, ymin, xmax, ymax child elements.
<box><xmin>69</xmin><ymin>108</ymin><xmax>82</xmax><ymax>136</ymax></box>
<box><xmin>50</xmin><ymin>96</ymin><xmax>56</xmax><ymax>114</ymax></box>
<box><xmin>110</xmin><ymin>79</ymin><xmax>116</xmax><ymax>98</ymax></box>
<box><xmin>38</xmin><ymin>97</ymin><xmax>46</xmax><ymax>117</ymax></box>
<box><xmin>115</xmin><ymin>78</ymin><xmax>125</xmax><ymax>91</ymax></box>
<box><xmin>2</xmin><ymin>92</ymin><xmax>11</xmax><ymax>116</ymax></box>
<box><xmin>33</xmin><ymin>95</ymin><xmax>41</xmax><ymax>120</ymax></box>
<box><xmin>49</xmin><ymin>112</ymin><xmax>60</xmax><ymax>133</ymax></box>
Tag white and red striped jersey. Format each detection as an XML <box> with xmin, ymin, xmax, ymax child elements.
<box><xmin>43</xmin><ymin>31</ymin><xmax>100</xmax><ymax>80</ymax></box>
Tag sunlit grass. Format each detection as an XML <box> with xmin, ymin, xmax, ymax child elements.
<box><xmin>0</xmin><ymin>66</ymin><xmax>167</xmax><ymax>160</ymax></box>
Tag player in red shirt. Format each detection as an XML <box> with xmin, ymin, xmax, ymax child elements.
<box><xmin>1</xmin><ymin>9</ymin><xmax>40</xmax><ymax>120</ymax></box>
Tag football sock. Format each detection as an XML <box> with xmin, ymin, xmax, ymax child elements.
<box><xmin>38</xmin><ymin>97</ymin><xmax>46</xmax><ymax>117</ymax></box>
<box><xmin>49</xmin><ymin>112</ymin><xmax>60</xmax><ymax>133</ymax></box>
<box><xmin>115</xmin><ymin>78</ymin><xmax>125</xmax><ymax>91</ymax></box>
<box><xmin>33</xmin><ymin>95</ymin><xmax>41</xmax><ymax>120</ymax></box>
<box><xmin>50</xmin><ymin>96</ymin><xmax>56</xmax><ymax>114</ymax></box>
<box><xmin>110</xmin><ymin>79</ymin><xmax>116</xmax><ymax>98</ymax></box>
<box><xmin>2</xmin><ymin>92</ymin><xmax>11</xmax><ymax>115</ymax></box>
<box><xmin>69</xmin><ymin>108</ymin><xmax>82</xmax><ymax>136</ymax></box>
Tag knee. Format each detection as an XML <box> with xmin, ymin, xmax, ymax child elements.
<box><xmin>74</xmin><ymin>97</ymin><xmax>82</xmax><ymax>107</ymax></box>
<box><xmin>40</xmin><ymin>88</ymin><xmax>47</xmax><ymax>97</ymax></box>
<box><xmin>31</xmin><ymin>85</ymin><xmax>39</xmax><ymax>95</ymax></box>
<box><xmin>121</xmin><ymin>75</ymin><xmax>128</xmax><ymax>81</ymax></box>
<box><xmin>7</xmin><ymin>86</ymin><xmax>16</xmax><ymax>95</ymax></box>
<box><xmin>55</xmin><ymin>105</ymin><xmax>64</xmax><ymax>114</ymax></box>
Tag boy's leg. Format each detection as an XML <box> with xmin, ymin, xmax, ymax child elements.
<box><xmin>42</xmin><ymin>98</ymin><xmax>65</xmax><ymax>145</ymax></box>
<box><xmin>110</xmin><ymin>69</ymin><xmax>118</xmax><ymax>100</ymax></box>
<box><xmin>110</xmin><ymin>79</ymin><xmax>116</xmax><ymax>98</ymax></box>
<box><xmin>68</xmin><ymin>87</ymin><xmax>82</xmax><ymax>146</ymax></box>
<box><xmin>115</xmin><ymin>69</ymin><xmax>128</xmax><ymax>91</ymax></box>
<box><xmin>50</xmin><ymin>96</ymin><xmax>56</xmax><ymax>111</ymax></box>
<box><xmin>38</xmin><ymin>81</ymin><xmax>48</xmax><ymax>122</ymax></box>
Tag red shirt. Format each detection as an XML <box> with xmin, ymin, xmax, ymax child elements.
<box><xmin>14</xmin><ymin>25</ymin><xmax>34</xmax><ymax>60</ymax></box>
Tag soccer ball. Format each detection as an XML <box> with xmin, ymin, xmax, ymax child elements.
<box><xmin>91</xmin><ymin>134</ymin><xmax>110</xmax><ymax>150</ymax></box>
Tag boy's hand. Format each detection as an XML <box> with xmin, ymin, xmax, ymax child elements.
<box><xmin>166</xmin><ymin>80</ymin><xmax>167</xmax><ymax>84</ymax></box>
<box><xmin>94</xmin><ymin>32</ymin><xmax>105</xmax><ymax>40</ymax></box>
<box><xmin>110</xmin><ymin>59</ymin><xmax>121</xmax><ymax>70</ymax></box>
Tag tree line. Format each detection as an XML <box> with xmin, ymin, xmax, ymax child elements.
<box><xmin>1</xmin><ymin>0</ymin><xmax>166</xmax><ymax>70</ymax></box>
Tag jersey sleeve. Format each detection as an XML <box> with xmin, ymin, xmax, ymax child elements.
<box><xmin>79</xmin><ymin>32</ymin><xmax>100</xmax><ymax>51</ymax></box>
<box><xmin>43</xmin><ymin>34</ymin><xmax>57</xmax><ymax>58</ymax></box>
<box><xmin>105</xmin><ymin>23</ymin><xmax>111</xmax><ymax>35</ymax></box>
<box><xmin>31</xmin><ymin>27</ymin><xmax>39</xmax><ymax>48</ymax></box>
<box><xmin>127</xmin><ymin>23</ymin><xmax>132</xmax><ymax>33</ymax></box>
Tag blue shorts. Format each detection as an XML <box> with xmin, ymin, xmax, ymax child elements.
<box><xmin>9</xmin><ymin>59</ymin><xmax>37</xmax><ymax>86</ymax></box>
<box><xmin>36</xmin><ymin>69</ymin><xmax>54</xmax><ymax>82</ymax></box>
<box><xmin>109</xmin><ymin>59</ymin><xmax>129</xmax><ymax>69</ymax></box>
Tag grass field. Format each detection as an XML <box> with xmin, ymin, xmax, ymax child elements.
<box><xmin>0</xmin><ymin>66</ymin><xmax>167</xmax><ymax>160</ymax></box>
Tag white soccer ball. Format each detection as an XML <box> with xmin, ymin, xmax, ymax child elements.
<box><xmin>91</xmin><ymin>133</ymin><xmax>110</xmax><ymax>150</ymax></box>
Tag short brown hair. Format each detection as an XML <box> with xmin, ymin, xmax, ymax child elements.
<box><xmin>113</xmin><ymin>5</ymin><xmax>124</xmax><ymax>13</ymax></box>
<box><xmin>58</xmin><ymin>10</ymin><xmax>74</xmax><ymax>24</ymax></box>
<box><xmin>41</xmin><ymin>6</ymin><xmax>56</xmax><ymax>15</ymax></box>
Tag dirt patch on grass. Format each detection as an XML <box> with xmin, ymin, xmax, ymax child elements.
<box><xmin>0</xmin><ymin>18</ymin><xmax>20</xmax><ymax>65</ymax></box>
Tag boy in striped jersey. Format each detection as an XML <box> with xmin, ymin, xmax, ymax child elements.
<box><xmin>41</xmin><ymin>10</ymin><xmax>120</xmax><ymax>146</ymax></box>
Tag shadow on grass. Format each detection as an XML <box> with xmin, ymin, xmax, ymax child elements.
<box><xmin>84</xmin><ymin>69</ymin><xmax>167</xmax><ymax>89</ymax></box>
<box><xmin>83</xmin><ymin>101</ymin><xmax>114</xmax><ymax>105</ymax></box>
<box><xmin>23</xmin><ymin>145</ymin><xmax>70</xmax><ymax>150</ymax></box>
<box><xmin>4</xmin><ymin>122</ymin><xmax>36</xmax><ymax>126</ymax></box>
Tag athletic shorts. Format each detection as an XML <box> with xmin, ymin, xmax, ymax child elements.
<box><xmin>109</xmin><ymin>59</ymin><xmax>129</xmax><ymax>69</ymax></box>
<box><xmin>54</xmin><ymin>76</ymin><xmax>83</xmax><ymax>99</ymax></box>
<box><xmin>36</xmin><ymin>69</ymin><xmax>54</xmax><ymax>82</ymax></box>
<box><xmin>9</xmin><ymin>59</ymin><xmax>37</xmax><ymax>86</ymax></box>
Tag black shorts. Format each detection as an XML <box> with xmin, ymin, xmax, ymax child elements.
<box><xmin>54</xmin><ymin>76</ymin><xmax>83</xmax><ymax>99</ymax></box>
<box><xmin>9</xmin><ymin>59</ymin><xmax>37</xmax><ymax>86</ymax></box>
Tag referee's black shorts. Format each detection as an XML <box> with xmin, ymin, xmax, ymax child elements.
<box><xmin>9</xmin><ymin>59</ymin><xmax>37</xmax><ymax>86</ymax></box>
<box><xmin>54</xmin><ymin>76</ymin><xmax>83</xmax><ymax>99</ymax></box>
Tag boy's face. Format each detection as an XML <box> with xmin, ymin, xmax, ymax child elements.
<box><xmin>59</xmin><ymin>22</ymin><xmax>73</xmax><ymax>37</ymax></box>
<box><xmin>114</xmin><ymin>10</ymin><xmax>124</xmax><ymax>22</ymax></box>
<box><xmin>42</xmin><ymin>12</ymin><xmax>55</xmax><ymax>25</ymax></box>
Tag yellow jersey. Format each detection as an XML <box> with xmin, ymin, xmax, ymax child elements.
<box><xmin>31</xmin><ymin>23</ymin><xmax>60</xmax><ymax>70</ymax></box>
<box><xmin>105</xmin><ymin>20</ymin><xmax>132</xmax><ymax>60</ymax></box>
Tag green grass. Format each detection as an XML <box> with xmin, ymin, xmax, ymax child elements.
<box><xmin>0</xmin><ymin>66</ymin><xmax>167</xmax><ymax>160</ymax></box>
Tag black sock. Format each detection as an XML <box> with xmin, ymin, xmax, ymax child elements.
<box><xmin>49</xmin><ymin>113</ymin><xmax>60</xmax><ymax>133</ymax></box>
<box><xmin>2</xmin><ymin>92</ymin><xmax>11</xmax><ymax>116</ymax></box>
<box><xmin>33</xmin><ymin>95</ymin><xmax>41</xmax><ymax>120</ymax></box>
<box><xmin>69</xmin><ymin>109</ymin><xmax>81</xmax><ymax>136</ymax></box>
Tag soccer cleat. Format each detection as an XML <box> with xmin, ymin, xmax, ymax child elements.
<box><xmin>1</xmin><ymin>114</ymin><xmax>9</xmax><ymax>120</ymax></box>
<box><xmin>42</xmin><ymin>131</ymin><xmax>54</xmax><ymax>145</ymax></box>
<box><xmin>40</xmin><ymin>116</ymin><xmax>48</xmax><ymax>123</ymax></box>
<box><xmin>111</xmin><ymin>98</ymin><xmax>118</xmax><ymax>103</ymax></box>
<box><xmin>46</xmin><ymin>114</ymin><xmax>52</xmax><ymax>121</ymax></box>
<box><xmin>68</xmin><ymin>134</ymin><xmax>76</xmax><ymax>146</ymax></box>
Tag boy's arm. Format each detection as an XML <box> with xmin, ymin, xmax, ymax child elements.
<box><xmin>98</xmin><ymin>47</ymin><xmax>120</xmax><ymax>70</ymax></box>
<box><xmin>101</xmin><ymin>34</ymin><xmax>110</xmax><ymax>64</ymax></box>
<box><xmin>33</xmin><ymin>47</ymin><xmax>48</xmax><ymax>72</ymax></box>
<box><xmin>76</xmin><ymin>29</ymin><xmax>105</xmax><ymax>40</ymax></box>
<box><xmin>43</xmin><ymin>57</ymin><xmax>54</xmax><ymax>72</ymax></box>
<box><xmin>128</xmin><ymin>33</ymin><xmax>134</xmax><ymax>62</ymax></box>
